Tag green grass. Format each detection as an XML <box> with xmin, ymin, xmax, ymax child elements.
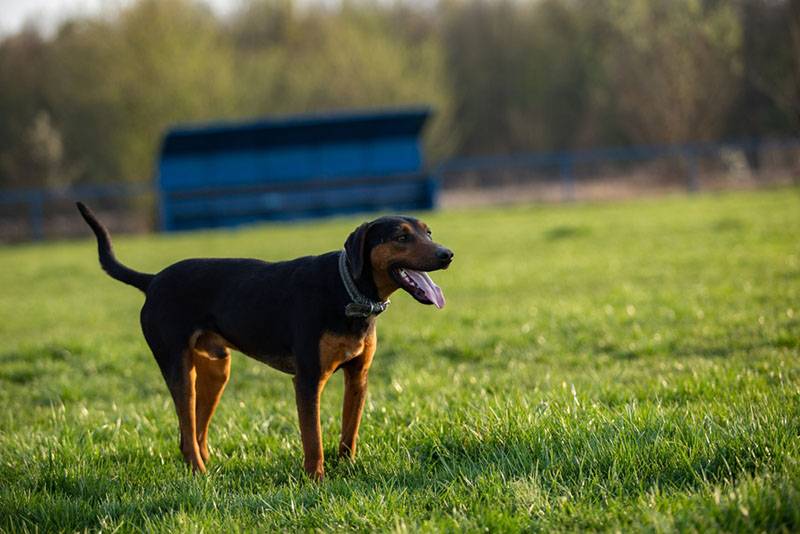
<box><xmin>1</xmin><ymin>188</ymin><xmax>799</xmax><ymax>532</ymax></box>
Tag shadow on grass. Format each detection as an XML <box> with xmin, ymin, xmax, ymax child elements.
<box><xmin>711</xmin><ymin>217</ymin><xmax>745</xmax><ymax>232</ymax></box>
<box><xmin>595</xmin><ymin>336</ymin><xmax>792</xmax><ymax>362</ymax></box>
<box><xmin>544</xmin><ymin>225</ymin><xmax>591</xmax><ymax>241</ymax></box>
<box><xmin>0</xmin><ymin>343</ymin><xmax>86</xmax><ymax>364</ymax></box>
<box><xmin>0</xmin><ymin>343</ymin><xmax>89</xmax><ymax>387</ymax></box>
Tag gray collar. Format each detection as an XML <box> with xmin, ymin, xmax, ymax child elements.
<box><xmin>338</xmin><ymin>250</ymin><xmax>390</xmax><ymax>318</ymax></box>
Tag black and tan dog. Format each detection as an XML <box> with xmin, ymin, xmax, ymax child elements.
<box><xmin>77</xmin><ymin>203</ymin><xmax>453</xmax><ymax>480</ymax></box>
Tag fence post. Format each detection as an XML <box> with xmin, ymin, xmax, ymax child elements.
<box><xmin>685</xmin><ymin>148</ymin><xmax>699</xmax><ymax>192</ymax></box>
<box><xmin>559</xmin><ymin>154</ymin><xmax>576</xmax><ymax>202</ymax></box>
<box><xmin>29</xmin><ymin>190</ymin><xmax>45</xmax><ymax>241</ymax></box>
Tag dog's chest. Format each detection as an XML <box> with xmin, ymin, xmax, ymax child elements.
<box><xmin>255</xmin><ymin>352</ymin><xmax>296</xmax><ymax>374</ymax></box>
<box><xmin>319</xmin><ymin>328</ymin><xmax>376</xmax><ymax>375</ymax></box>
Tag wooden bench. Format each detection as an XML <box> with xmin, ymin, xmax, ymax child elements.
<box><xmin>157</xmin><ymin>108</ymin><xmax>437</xmax><ymax>231</ymax></box>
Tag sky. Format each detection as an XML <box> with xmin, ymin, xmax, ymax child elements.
<box><xmin>0</xmin><ymin>0</ymin><xmax>239</xmax><ymax>36</ymax></box>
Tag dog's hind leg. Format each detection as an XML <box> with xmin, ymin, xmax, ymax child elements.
<box><xmin>140</xmin><ymin>305</ymin><xmax>206</xmax><ymax>472</ymax></box>
<box><xmin>167</xmin><ymin>350</ymin><xmax>206</xmax><ymax>473</ymax></box>
<box><xmin>192</xmin><ymin>331</ymin><xmax>231</xmax><ymax>464</ymax></box>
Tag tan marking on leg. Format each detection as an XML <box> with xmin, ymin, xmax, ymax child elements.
<box><xmin>170</xmin><ymin>350</ymin><xmax>205</xmax><ymax>473</ymax></box>
<box><xmin>301</xmin><ymin>326</ymin><xmax>375</xmax><ymax>480</ymax></box>
<box><xmin>189</xmin><ymin>330</ymin><xmax>233</xmax><ymax>463</ymax></box>
<box><xmin>339</xmin><ymin>329</ymin><xmax>376</xmax><ymax>459</ymax></box>
<box><xmin>191</xmin><ymin>330</ymin><xmax>236</xmax><ymax>357</ymax></box>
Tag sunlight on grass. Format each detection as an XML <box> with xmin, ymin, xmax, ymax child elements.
<box><xmin>1</xmin><ymin>189</ymin><xmax>799</xmax><ymax>531</ymax></box>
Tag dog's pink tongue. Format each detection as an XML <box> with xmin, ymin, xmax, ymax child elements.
<box><xmin>406</xmin><ymin>270</ymin><xmax>445</xmax><ymax>308</ymax></box>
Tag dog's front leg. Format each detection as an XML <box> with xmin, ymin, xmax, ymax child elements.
<box><xmin>339</xmin><ymin>330</ymin><xmax>375</xmax><ymax>460</ymax></box>
<box><xmin>294</xmin><ymin>373</ymin><xmax>327</xmax><ymax>481</ymax></box>
<box><xmin>339</xmin><ymin>359</ymin><xmax>370</xmax><ymax>460</ymax></box>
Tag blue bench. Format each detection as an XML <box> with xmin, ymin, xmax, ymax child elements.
<box><xmin>157</xmin><ymin>108</ymin><xmax>437</xmax><ymax>231</ymax></box>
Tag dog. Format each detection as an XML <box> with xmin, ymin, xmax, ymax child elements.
<box><xmin>77</xmin><ymin>203</ymin><xmax>453</xmax><ymax>480</ymax></box>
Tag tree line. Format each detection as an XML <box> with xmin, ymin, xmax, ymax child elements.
<box><xmin>0</xmin><ymin>0</ymin><xmax>796</xmax><ymax>189</ymax></box>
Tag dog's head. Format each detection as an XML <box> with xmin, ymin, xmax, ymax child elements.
<box><xmin>344</xmin><ymin>216</ymin><xmax>453</xmax><ymax>307</ymax></box>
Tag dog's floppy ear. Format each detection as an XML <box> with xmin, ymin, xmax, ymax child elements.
<box><xmin>344</xmin><ymin>221</ymin><xmax>371</xmax><ymax>279</ymax></box>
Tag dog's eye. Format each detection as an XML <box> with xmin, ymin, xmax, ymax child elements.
<box><xmin>426</xmin><ymin>229</ymin><xmax>432</xmax><ymax>239</ymax></box>
<box><xmin>395</xmin><ymin>234</ymin><xmax>411</xmax><ymax>243</ymax></box>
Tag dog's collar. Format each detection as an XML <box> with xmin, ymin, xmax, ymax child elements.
<box><xmin>338</xmin><ymin>250</ymin><xmax>390</xmax><ymax>318</ymax></box>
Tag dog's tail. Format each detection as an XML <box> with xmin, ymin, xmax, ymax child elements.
<box><xmin>76</xmin><ymin>202</ymin><xmax>154</xmax><ymax>293</ymax></box>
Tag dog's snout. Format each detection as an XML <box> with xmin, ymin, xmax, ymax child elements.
<box><xmin>436</xmin><ymin>247</ymin><xmax>454</xmax><ymax>263</ymax></box>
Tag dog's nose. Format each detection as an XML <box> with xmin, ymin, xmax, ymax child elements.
<box><xmin>436</xmin><ymin>247</ymin><xmax>454</xmax><ymax>262</ymax></box>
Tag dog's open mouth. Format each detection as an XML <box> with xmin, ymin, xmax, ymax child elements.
<box><xmin>392</xmin><ymin>268</ymin><xmax>445</xmax><ymax>308</ymax></box>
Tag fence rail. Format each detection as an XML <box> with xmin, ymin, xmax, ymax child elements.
<box><xmin>1</xmin><ymin>137</ymin><xmax>798</xmax><ymax>242</ymax></box>
<box><xmin>433</xmin><ymin>137</ymin><xmax>800</xmax><ymax>201</ymax></box>
<box><xmin>0</xmin><ymin>182</ymin><xmax>152</xmax><ymax>241</ymax></box>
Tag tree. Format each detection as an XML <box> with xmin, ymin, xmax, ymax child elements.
<box><xmin>441</xmin><ymin>0</ymin><xmax>606</xmax><ymax>155</ymax></box>
<box><xmin>0</xmin><ymin>30</ymin><xmax>50</xmax><ymax>187</ymax></box>
<box><xmin>228</xmin><ymin>0</ymin><xmax>453</xmax><ymax>159</ymax></box>
<box><xmin>737</xmin><ymin>0</ymin><xmax>800</xmax><ymax>131</ymax></box>
<box><xmin>46</xmin><ymin>0</ymin><xmax>236</xmax><ymax>184</ymax></box>
<box><xmin>602</xmin><ymin>0</ymin><xmax>742</xmax><ymax>144</ymax></box>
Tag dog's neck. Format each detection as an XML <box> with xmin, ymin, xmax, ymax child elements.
<box><xmin>338</xmin><ymin>251</ymin><xmax>392</xmax><ymax>318</ymax></box>
<box><xmin>361</xmin><ymin>264</ymin><xmax>398</xmax><ymax>302</ymax></box>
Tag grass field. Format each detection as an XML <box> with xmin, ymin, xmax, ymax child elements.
<box><xmin>1</xmin><ymin>188</ymin><xmax>799</xmax><ymax>532</ymax></box>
